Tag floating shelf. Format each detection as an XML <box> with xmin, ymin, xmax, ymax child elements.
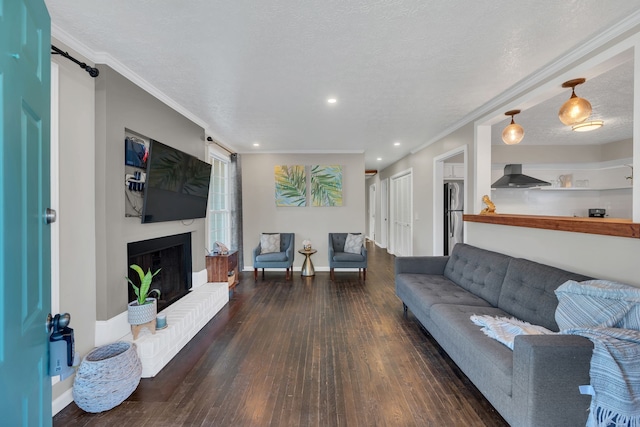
<box><xmin>464</xmin><ymin>214</ymin><xmax>640</xmax><ymax>239</ymax></box>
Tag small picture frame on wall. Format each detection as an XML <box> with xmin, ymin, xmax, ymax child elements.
<box><xmin>125</xmin><ymin>136</ymin><xmax>148</xmax><ymax>169</ymax></box>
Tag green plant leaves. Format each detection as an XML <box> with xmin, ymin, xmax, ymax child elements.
<box><xmin>126</xmin><ymin>264</ymin><xmax>161</xmax><ymax>305</ymax></box>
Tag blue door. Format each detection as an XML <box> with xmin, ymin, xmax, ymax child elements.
<box><xmin>0</xmin><ymin>0</ymin><xmax>52</xmax><ymax>425</ymax></box>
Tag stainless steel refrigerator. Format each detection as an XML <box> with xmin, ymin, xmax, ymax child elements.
<box><xmin>444</xmin><ymin>182</ymin><xmax>464</xmax><ymax>255</ymax></box>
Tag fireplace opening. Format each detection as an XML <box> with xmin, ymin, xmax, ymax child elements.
<box><xmin>127</xmin><ymin>233</ymin><xmax>192</xmax><ymax>312</ymax></box>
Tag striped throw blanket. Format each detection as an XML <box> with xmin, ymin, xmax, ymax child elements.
<box><xmin>555</xmin><ymin>280</ymin><xmax>640</xmax><ymax>331</ymax></box>
<box><xmin>470</xmin><ymin>315</ymin><xmax>553</xmax><ymax>350</ymax></box>
<box><xmin>555</xmin><ymin>280</ymin><xmax>640</xmax><ymax>427</ymax></box>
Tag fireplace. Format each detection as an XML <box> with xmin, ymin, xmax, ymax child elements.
<box><xmin>127</xmin><ymin>233</ymin><xmax>192</xmax><ymax>312</ymax></box>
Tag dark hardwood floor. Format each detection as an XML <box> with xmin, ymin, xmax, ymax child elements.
<box><xmin>54</xmin><ymin>243</ymin><xmax>508</xmax><ymax>426</ymax></box>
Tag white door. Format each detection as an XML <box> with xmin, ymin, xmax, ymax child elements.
<box><xmin>380</xmin><ymin>178</ymin><xmax>388</xmax><ymax>249</ymax></box>
<box><xmin>368</xmin><ymin>184</ymin><xmax>376</xmax><ymax>241</ymax></box>
<box><xmin>390</xmin><ymin>171</ymin><xmax>412</xmax><ymax>256</ymax></box>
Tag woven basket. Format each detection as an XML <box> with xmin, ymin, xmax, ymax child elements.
<box><xmin>72</xmin><ymin>342</ymin><xmax>142</xmax><ymax>413</ymax></box>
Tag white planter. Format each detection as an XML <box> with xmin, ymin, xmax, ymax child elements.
<box><xmin>127</xmin><ymin>298</ymin><xmax>157</xmax><ymax>325</ymax></box>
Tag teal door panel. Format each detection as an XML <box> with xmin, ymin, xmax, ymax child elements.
<box><xmin>0</xmin><ymin>0</ymin><xmax>52</xmax><ymax>425</ymax></box>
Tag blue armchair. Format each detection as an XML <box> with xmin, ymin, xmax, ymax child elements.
<box><xmin>328</xmin><ymin>233</ymin><xmax>367</xmax><ymax>280</ymax></box>
<box><xmin>253</xmin><ymin>233</ymin><xmax>295</xmax><ymax>280</ymax></box>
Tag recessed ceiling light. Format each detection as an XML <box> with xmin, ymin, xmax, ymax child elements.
<box><xmin>377</xmin><ymin>157</ymin><xmax>382</xmax><ymax>161</ymax></box>
<box><xmin>394</xmin><ymin>142</ymin><xmax>401</xmax><ymax>146</ymax></box>
<box><xmin>253</xmin><ymin>142</ymin><xmax>260</xmax><ymax>147</ymax></box>
<box><xmin>327</xmin><ymin>98</ymin><xmax>337</xmax><ymax>104</ymax></box>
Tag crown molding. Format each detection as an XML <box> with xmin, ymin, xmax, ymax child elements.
<box><xmin>411</xmin><ymin>9</ymin><xmax>640</xmax><ymax>155</ymax></box>
<box><xmin>51</xmin><ymin>23</ymin><xmax>213</xmax><ymax>135</ymax></box>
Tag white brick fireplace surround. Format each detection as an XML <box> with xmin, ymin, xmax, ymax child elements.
<box><xmin>94</xmin><ymin>269</ymin><xmax>229</xmax><ymax>377</ymax></box>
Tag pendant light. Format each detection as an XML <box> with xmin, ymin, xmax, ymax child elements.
<box><xmin>501</xmin><ymin>110</ymin><xmax>525</xmax><ymax>145</ymax></box>
<box><xmin>558</xmin><ymin>78</ymin><xmax>592</xmax><ymax>126</ymax></box>
<box><xmin>572</xmin><ymin>120</ymin><xmax>604</xmax><ymax>132</ymax></box>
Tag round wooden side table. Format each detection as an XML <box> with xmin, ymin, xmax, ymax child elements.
<box><xmin>298</xmin><ymin>249</ymin><xmax>317</xmax><ymax>276</ymax></box>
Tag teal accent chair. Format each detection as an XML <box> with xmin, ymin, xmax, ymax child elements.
<box><xmin>328</xmin><ymin>233</ymin><xmax>367</xmax><ymax>280</ymax></box>
<box><xmin>253</xmin><ymin>233</ymin><xmax>295</xmax><ymax>280</ymax></box>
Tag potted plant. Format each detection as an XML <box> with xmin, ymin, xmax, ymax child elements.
<box><xmin>126</xmin><ymin>264</ymin><xmax>161</xmax><ymax>328</ymax></box>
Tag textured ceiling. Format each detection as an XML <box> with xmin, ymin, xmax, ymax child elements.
<box><xmin>491</xmin><ymin>58</ymin><xmax>634</xmax><ymax>146</ymax></box>
<box><xmin>45</xmin><ymin>0</ymin><xmax>640</xmax><ymax>169</ymax></box>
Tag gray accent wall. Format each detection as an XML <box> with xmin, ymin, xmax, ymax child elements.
<box><xmin>94</xmin><ymin>64</ymin><xmax>207</xmax><ymax>320</ymax></box>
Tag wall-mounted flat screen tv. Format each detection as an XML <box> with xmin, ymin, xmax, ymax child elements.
<box><xmin>141</xmin><ymin>139</ymin><xmax>212</xmax><ymax>223</ymax></box>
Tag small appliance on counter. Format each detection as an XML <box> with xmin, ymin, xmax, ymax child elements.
<box><xmin>588</xmin><ymin>208</ymin><xmax>606</xmax><ymax>218</ymax></box>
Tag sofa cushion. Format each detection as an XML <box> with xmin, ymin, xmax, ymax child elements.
<box><xmin>395</xmin><ymin>274</ymin><xmax>492</xmax><ymax>323</ymax></box>
<box><xmin>443</xmin><ymin>244</ymin><xmax>512</xmax><ymax>306</ymax></box>
<box><xmin>430</xmin><ymin>304</ymin><xmax>514</xmax><ymax>398</ymax></box>
<box><xmin>332</xmin><ymin>252</ymin><xmax>365</xmax><ymax>262</ymax></box>
<box><xmin>497</xmin><ymin>258</ymin><xmax>591</xmax><ymax>331</ymax></box>
<box><xmin>255</xmin><ymin>252</ymin><xmax>288</xmax><ymax>262</ymax></box>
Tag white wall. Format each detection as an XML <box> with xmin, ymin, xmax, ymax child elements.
<box><xmin>466</xmin><ymin>222</ymin><xmax>640</xmax><ymax>286</ymax></box>
<box><xmin>51</xmin><ymin>41</ymin><xmax>97</xmax><ymax>401</ymax></box>
<box><xmin>241</xmin><ymin>153</ymin><xmax>365</xmax><ymax>270</ymax></box>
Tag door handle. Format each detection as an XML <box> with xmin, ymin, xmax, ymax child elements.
<box><xmin>45</xmin><ymin>208</ymin><xmax>57</xmax><ymax>224</ymax></box>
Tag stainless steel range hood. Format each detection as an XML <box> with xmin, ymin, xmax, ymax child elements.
<box><xmin>491</xmin><ymin>164</ymin><xmax>551</xmax><ymax>188</ymax></box>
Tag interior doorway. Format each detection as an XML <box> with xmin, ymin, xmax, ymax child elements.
<box><xmin>433</xmin><ymin>146</ymin><xmax>467</xmax><ymax>255</ymax></box>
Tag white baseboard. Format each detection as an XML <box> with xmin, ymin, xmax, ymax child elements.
<box><xmin>52</xmin><ymin>387</ymin><xmax>74</xmax><ymax>416</ymax></box>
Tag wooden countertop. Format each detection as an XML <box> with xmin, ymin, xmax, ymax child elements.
<box><xmin>464</xmin><ymin>214</ymin><xmax>640</xmax><ymax>239</ymax></box>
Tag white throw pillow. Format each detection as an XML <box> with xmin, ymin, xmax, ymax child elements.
<box><xmin>260</xmin><ymin>233</ymin><xmax>280</xmax><ymax>254</ymax></box>
<box><xmin>344</xmin><ymin>233</ymin><xmax>364</xmax><ymax>254</ymax></box>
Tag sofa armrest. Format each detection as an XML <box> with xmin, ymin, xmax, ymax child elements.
<box><xmin>395</xmin><ymin>256</ymin><xmax>449</xmax><ymax>276</ymax></box>
<box><xmin>253</xmin><ymin>245</ymin><xmax>261</xmax><ymax>260</ymax></box>
<box><xmin>512</xmin><ymin>334</ymin><xmax>593</xmax><ymax>427</ymax></box>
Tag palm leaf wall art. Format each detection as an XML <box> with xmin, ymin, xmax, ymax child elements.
<box><xmin>274</xmin><ymin>165</ymin><xmax>307</xmax><ymax>206</ymax></box>
<box><xmin>311</xmin><ymin>165</ymin><xmax>343</xmax><ymax>207</ymax></box>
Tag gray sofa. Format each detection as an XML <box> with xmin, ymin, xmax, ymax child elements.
<box><xmin>395</xmin><ymin>243</ymin><xmax>594</xmax><ymax>427</ymax></box>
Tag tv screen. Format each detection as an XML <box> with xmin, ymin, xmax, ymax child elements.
<box><xmin>141</xmin><ymin>139</ymin><xmax>212</xmax><ymax>223</ymax></box>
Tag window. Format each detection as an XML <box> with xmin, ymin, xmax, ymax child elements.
<box><xmin>208</xmin><ymin>152</ymin><xmax>230</xmax><ymax>250</ymax></box>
